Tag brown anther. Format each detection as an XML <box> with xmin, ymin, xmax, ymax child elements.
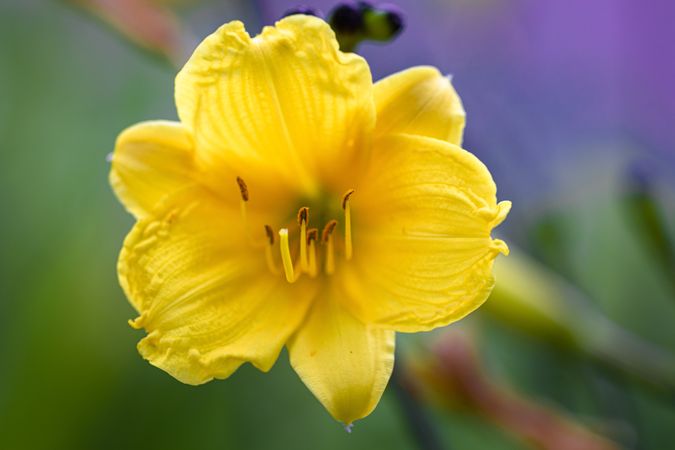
<box><xmin>297</xmin><ymin>206</ymin><xmax>309</xmax><ymax>225</ymax></box>
<box><xmin>342</xmin><ymin>189</ymin><xmax>355</xmax><ymax>210</ymax></box>
<box><xmin>264</xmin><ymin>225</ymin><xmax>275</xmax><ymax>245</ymax></box>
<box><xmin>307</xmin><ymin>228</ymin><xmax>318</xmax><ymax>243</ymax></box>
<box><xmin>236</xmin><ymin>176</ymin><xmax>249</xmax><ymax>201</ymax></box>
<box><xmin>321</xmin><ymin>220</ymin><xmax>338</xmax><ymax>243</ymax></box>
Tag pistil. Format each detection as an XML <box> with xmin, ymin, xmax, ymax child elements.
<box><xmin>279</xmin><ymin>228</ymin><xmax>298</xmax><ymax>283</ymax></box>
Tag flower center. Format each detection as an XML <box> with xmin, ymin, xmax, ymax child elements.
<box><xmin>236</xmin><ymin>177</ymin><xmax>354</xmax><ymax>283</ymax></box>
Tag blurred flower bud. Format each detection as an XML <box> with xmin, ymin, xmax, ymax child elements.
<box><xmin>282</xmin><ymin>6</ymin><xmax>323</xmax><ymax>18</ymax></box>
<box><xmin>329</xmin><ymin>3</ymin><xmax>364</xmax><ymax>34</ymax></box>
<box><xmin>328</xmin><ymin>1</ymin><xmax>405</xmax><ymax>52</ymax></box>
<box><xmin>362</xmin><ymin>3</ymin><xmax>404</xmax><ymax>41</ymax></box>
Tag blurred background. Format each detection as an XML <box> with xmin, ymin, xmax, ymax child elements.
<box><xmin>1</xmin><ymin>0</ymin><xmax>673</xmax><ymax>449</ymax></box>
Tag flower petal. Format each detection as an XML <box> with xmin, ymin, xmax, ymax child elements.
<box><xmin>288</xmin><ymin>284</ymin><xmax>395</xmax><ymax>425</ymax></box>
<box><xmin>373</xmin><ymin>66</ymin><xmax>466</xmax><ymax>145</ymax></box>
<box><xmin>345</xmin><ymin>133</ymin><xmax>510</xmax><ymax>332</ymax></box>
<box><xmin>110</xmin><ymin>120</ymin><xmax>195</xmax><ymax>218</ymax></box>
<box><xmin>175</xmin><ymin>15</ymin><xmax>375</xmax><ymax>196</ymax></box>
<box><xmin>119</xmin><ymin>187</ymin><xmax>316</xmax><ymax>385</ymax></box>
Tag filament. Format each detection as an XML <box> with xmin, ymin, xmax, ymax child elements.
<box><xmin>307</xmin><ymin>228</ymin><xmax>318</xmax><ymax>277</ymax></box>
<box><xmin>325</xmin><ymin>237</ymin><xmax>335</xmax><ymax>275</ymax></box>
<box><xmin>297</xmin><ymin>207</ymin><xmax>309</xmax><ymax>272</ymax></box>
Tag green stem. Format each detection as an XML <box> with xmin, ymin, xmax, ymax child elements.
<box><xmin>623</xmin><ymin>187</ymin><xmax>675</xmax><ymax>300</ymax></box>
<box><xmin>486</xmin><ymin>248</ymin><xmax>675</xmax><ymax>397</ymax></box>
<box><xmin>391</xmin><ymin>356</ymin><xmax>447</xmax><ymax>450</ymax></box>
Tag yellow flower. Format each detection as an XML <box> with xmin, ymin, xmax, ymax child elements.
<box><xmin>110</xmin><ymin>15</ymin><xmax>510</xmax><ymax>425</ymax></box>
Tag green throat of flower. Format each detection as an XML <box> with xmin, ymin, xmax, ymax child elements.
<box><xmin>236</xmin><ymin>176</ymin><xmax>354</xmax><ymax>283</ymax></box>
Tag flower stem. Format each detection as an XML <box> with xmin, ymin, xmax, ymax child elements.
<box><xmin>391</xmin><ymin>356</ymin><xmax>447</xmax><ymax>450</ymax></box>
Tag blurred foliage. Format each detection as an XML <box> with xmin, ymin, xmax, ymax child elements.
<box><xmin>410</xmin><ymin>329</ymin><xmax>619</xmax><ymax>450</ymax></box>
<box><xmin>1</xmin><ymin>1</ymin><xmax>674</xmax><ymax>450</ymax></box>
<box><xmin>64</xmin><ymin>0</ymin><xmax>183</xmax><ymax>66</ymax></box>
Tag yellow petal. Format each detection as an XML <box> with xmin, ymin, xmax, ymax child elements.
<box><xmin>175</xmin><ymin>16</ymin><xmax>375</xmax><ymax>196</ymax></box>
<box><xmin>119</xmin><ymin>187</ymin><xmax>316</xmax><ymax>385</ymax></box>
<box><xmin>110</xmin><ymin>120</ymin><xmax>195</xmax><ymax>218</ymax></box>
<box><xmin>345</xmin><ymin>133</ymin><xmax>510</xmax><ymax>332</ymax></box>
<box><xmin>288</xmin><ymin>284</ymin><xmax>395</xmax><ymax>425</ymax></box>
<box><xmin>374</xmin><ymin>66</ymin><xmax>466</xmax><ymax>145</ymax></box>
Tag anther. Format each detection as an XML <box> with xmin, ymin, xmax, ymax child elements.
<box><xmin>236</xmin><ymin>176</ymin><xmax>249</xmax><ymax>201</ymax></box>
<box><xmin>264</xmin><ymin>224</ymin><xmax>275</xmax><ymax>245</ymax></box>
<box><xmin>321</xmin><ymin>220</ymin><xmax>338</xmax><ymax>243</ymax></box>
<box><xmin>341</xmin><ymin>189</ymin><xmax>355</xmax><ymax>209</ymax></box>
<box><xmin>297</xmin><ymin>206</ymin><xmax>309</xmax><ymax>225</ymax></box>
<box><xmin>307</xmin><ymin>228</ymin><xmax>318</xmax><ymax>277</ymax></box>
<box><xmin>279</xmin><ymin>228</ymin><xmax>297</xmax><ymax>283</ymax></box>
<box><xmin>342</xmin><ymin>189</ymin><xmax>355</xmax><ymax>260</ymax></box>
<box><xmin>322</xmin><ymin>220</ymin><xmax>338</xmax><ymax>275</ymax></box>
<box><xmin>297</xmin><ymin>207</ymin><xmax>310</xmax><ymax>272</ymax></box>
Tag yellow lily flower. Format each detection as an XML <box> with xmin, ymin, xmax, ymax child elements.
<box><xmin>110</xmin><ymin>15</ymin><xmax>510</xmax><ymax>425</ymax></box>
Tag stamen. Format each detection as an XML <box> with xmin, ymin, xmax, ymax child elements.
<box><xmin>264</xmin><ymin>225</ymin><xmax>280</xmax><ymax>274</ymax></box>
<box><xmin>297</xmin><ymin>207</ymin><xmax>310</xmax><ymax>272</ymax></box>
<box><xmin>236</xmin><ymin>177</ymin><xmax>249</xmax><ymax>223</ymax></box>
<box><xmin>342</xmin><ymin>189</ymin><xmax>355</xmax><ymax>260</ymax></box>
<box><xmin>322</xmin><ymin>220</ymin><xmax>338</xmax><ymax>275</ymax></box>
<box><xmin>279</xmin><ymin>228</ymin><xmax>297</xmax><ymax>283</ymax></box>
<box><xmin>236</xmin><ymin>177</ymin><xmax>255</xmax><ymax>244</ymax></box>
<box><xmin>307</xmin><ymin>228</ymin><xmax>318</xmax><ymax>277</ymax></box>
